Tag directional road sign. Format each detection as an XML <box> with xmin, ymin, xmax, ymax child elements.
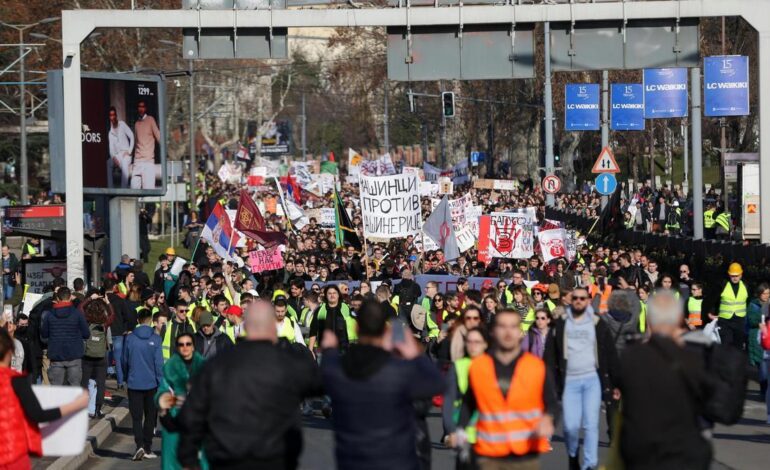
<box><xmin>591</xmin><ymin>147</ymin><xmax>621</xmax><ymax>174</ymax></box>
<box><xmin>595</xmin><ymin>173</ymin><xmax>618</xmax><ymax>195</ymax></box>
<box><xmin>542</xmin><ymin>175</ymin><xmax>562</xmax><ymax>194</ymax></box>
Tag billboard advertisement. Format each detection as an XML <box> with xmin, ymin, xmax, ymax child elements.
<box><xmin>564</xmin><ymin>84</ymin><xmax>600</xmax><ymax>131</ymax></box>
<box><xmin>260</xmin><ymin>120</ymin><xmax>291</xmax><ymax>156</ymax></box>
<box><xmin>610</xmin><ymin>84</ymin><xmax>645</xmax><ymax>131</ymax></box>
<box><xmin>643</xmin><ymin>68</ymin><xmax>688</xmax><ymax>119</ymax></box>
<box><xmin>48</xmin><ymin>71</ymin><xmax>167</xmax><ymax>196</ymax></box>
<box><xmin>704</xmin><ymin>55</ymin><xmax>750</xmax><ymax>117</ymax></box>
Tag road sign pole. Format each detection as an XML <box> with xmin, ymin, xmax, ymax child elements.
<box><xmin>691</xmin><ymin>67</ymin><xmax>704</xmax><ymax>240</ymax></box>
<box><xmin>601</xmin><ymin>70</ymin><xmax>609</xmax><ymax>210</ymax></box>
<box><xmin>544</xmin><ymin>21</ymin><xmax>555</xmax><ymax>207</ymax></box>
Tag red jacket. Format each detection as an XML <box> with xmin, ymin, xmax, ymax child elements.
<box><xmin>0</xmin><ymin>368</ymin><xmax>42</xmax><ymax>464</ymax></box>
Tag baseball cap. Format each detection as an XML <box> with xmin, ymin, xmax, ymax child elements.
<box><xmin>199</xmin><ymin>312</ymin><xmax>214</xmax><ymax>326</ymax></box>
<box><xmin>225</xmin><ymin>305</ymin><xmax>243</xmax><ymax>317</ymax></box>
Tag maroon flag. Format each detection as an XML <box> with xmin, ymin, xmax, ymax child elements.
<box><xmin>235</xmin><ymin>190</ymin><xmax>287</xmax><ymax>248</ymax></box>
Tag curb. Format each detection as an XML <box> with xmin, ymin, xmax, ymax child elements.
<box><xmin>47</xmin><ymin>404</ymin><xmax>130</xmax><ymax>470</ymax></box>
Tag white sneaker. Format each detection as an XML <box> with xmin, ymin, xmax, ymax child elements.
<box><xmin>132</xmin><ymin>448</ymin><xmax>145</xmax><ymax>461</ymax></box>
<box><xmin>143</xmin><ymin>451</ymin><xmax>158</xmax><ymax>460</ymax></box>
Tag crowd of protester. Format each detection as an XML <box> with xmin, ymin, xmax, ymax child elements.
<box><xmin>0</xmin><ymin>166</ymin><xmax>767</xmax><ymax>470</ymax></box>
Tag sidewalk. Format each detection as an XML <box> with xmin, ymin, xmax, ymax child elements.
<box><xmin>711</xmin><ymin>381</ymin><xmax>770</xmax><ymax>470</ymax></box>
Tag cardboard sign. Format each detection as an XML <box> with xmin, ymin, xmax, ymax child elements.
<box><xmin>249</xmin><ymin>247</ymin><xmax>284</xmax><ymax>273</ymax></box>
<box><xmin>359</xmin><ymin>173</ymin><xmax>422</xmax><ymax>239</ymax></box>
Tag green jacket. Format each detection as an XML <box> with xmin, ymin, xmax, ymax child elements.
<box><xmin>155</xmin><ymin>352</ymin><xmax>208</xmax><ymax>470</ymax></box>
<box><xmin>747</xmin><ymin>298</ymin><xmax>767</xmax><ymax>366</ymax></box>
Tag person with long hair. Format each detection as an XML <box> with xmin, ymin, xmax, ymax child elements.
<box><xmin>155</xmin><ymin>332</ymin><xmax>207</xmax><ymax>470</ymax></box>
<box><xmin>449</xmin><ymin>307</ymin><xmax>483</xmax><ymax>362</ymax></box>
<box><xmin>481</xmin><ymin>295</ymin><xmax>498</xmax><ymax>326</ymax></box>
<box><xmin>81</xmin><ymin>294</ymin><xmax>114</xmax><ymax>418</ymax></box>
<box><xmin>442</xmin><ymin>327</ymin><xmax>489</xmax><ymax>470</ymax></box>
<box><xmin>511</xmin><ymin>286</ymin><xmax>536</xmax><ymax>332</ymax></box>
<box><xmin>0</xmin><ymin>328</ymin><xmax>88</xmax><ymax>469</ymax></box>
<box><xmin>522</xmin><ymin>309</ymin><xmax>552</xmax><ymax>359</ymax></box>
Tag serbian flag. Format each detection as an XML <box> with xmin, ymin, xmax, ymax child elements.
<box><xmin>234</xmin><ymin>190</ymin><xmax>287</xmax><ymax>248</ymax></box>
<box><xmin>284</xmin><ymin>174</ymin><xmax>302</xmax><ymax>204</ymax></box>
<box><xmin>201</xmin><ymin>202</ymin><xmax>241</xmax><ymax>260</ymax></box>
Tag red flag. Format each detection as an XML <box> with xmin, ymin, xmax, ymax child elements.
<box><xmin>282</xmin><ymin>174</ymin><xmax>302</xmax><ymax>204</ymax></box>
<box><xmin>234</xmin><ymin>190</ymin><xmax>287</xmax><ymax>248</ymax></box>
<box><xmin>328</xmin><ymin>151</ymin><xmax>335</xmax><ymax>162</ymax></box>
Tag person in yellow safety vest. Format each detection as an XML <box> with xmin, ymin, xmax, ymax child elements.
<box><xmin>275</xmin><ymin>299</ymin><xmax>305</xmax><ymax>345</ymax></box>
<box><xmin>703</xmin><ymin>203</ymin><xmax>717</xmax><ymax>240</ymax></box>
<box><xmin>118</xmin><ymin>271</ymin><xmax>135</xmax><ymax>297</ymax></box>
<box><xmin>272</xmin><ymin>289</ymin><xmax>299</xmax><ymax>322</ymax></box>
<box><xmin>545</xmin><ymin>284</ymin><xmax>561</xmax><ymax>313</ymax></box>
<box><xmin>209</xmin><ymin>294</ymin><xmax>230</xmax><ymax>326</ymax></box>
<box><xmin>510</xmin><ymin>286</ymin><xmax>536</xmax><ymax>332</ymax></box>
<box><xmin>441</xmin><ymin>327</ymin><xmax>489</xmax><ymax>469</ymax></box>
<box><xmin>219</xmin><ymin>305</ymin><xmax>247</xmax><ymax>343</ymax></box>
<box><xmin>714</xmin><ymin>210</ymin><xmax>731</xmax><ymax>240</ymax></box>
<box><xmin>712</xmin><ymin>263</ymin><xmax>749</xmax><ymax>349</ymax></box>
<box><xmin>496</xmin><ymin>280</ymin><xmax>513</xmax><ymax>307</ymax></box>
<box><xmin>686</xmin><ymin>283</ymin><xmax>704</xmax><ymax>330</ymax></box>
<box><xmin>448</xmin><ymin>310</ymin><xmax>555</xmax><ymax>466</ymax></box>
<box><xmin>299</xmin><ymin>291</ymin><xmax>321</xmax><ymax>332</ymax></box>
<box><xmin>176</xmin><ymin>286</ymin><xmax>197</xmax><ymax>318</ymax></box>
<box><xmin>21</xmin><ymin>237</ymin><xmax>40</xmax><ymax>259</ymax></box>
<box><xmin>161</xmin><ymin>300</ymin><xmax>197</xmax><ymax>360</ymax></box>
<box><xmin>636</xmin><ymin>285</ymin><xmax>651</xmax><ymax>334</ymax></box>
<box><xmin>665</xmin><ymin>200</ymin><xmax>682</xmax><ymax>235</ymax></box>
<box><xmin>307</xmin><ymin>285</ymin><xmax>357</xmax><ymax>354</ymax></box>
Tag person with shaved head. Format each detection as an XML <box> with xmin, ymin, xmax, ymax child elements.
<box><xmin>178</xmin><ymin>300</ymin><xmax>322</xmax><ymax>470</ymax></box>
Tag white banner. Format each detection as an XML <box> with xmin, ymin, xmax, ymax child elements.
<box><xmin>538</xmin><ymin>228</ymin><xmax>567</xmax><ymax>263</ymax></box>
<box><xmin>431</xmin><ymin>193</ymin><xmax>473</xmax><ymax>232</ymax></box>
<box><xmin>359</xmin><ymin>173</ymin><xmax>422</xmax><ymax>239</ymax></box>
<box><xmin>420</xmin><ymin>182</ymin><xmax>438</xmax><ymax>197</ymax></box>
<box><xmin>486</xmin><ymin>210</ymin><xmax>536</xmax><ymax>259</ymax></box>
<box><xmin>456</xmin><ymin>225</ymin><xmax>476</xmax><ymax>253</ymax></box>
<box><xmin>217</xmin><ymin>162</ymin><xmax>243</xmax><ymax>183</ymax></box>
<box><xmin>360</xmin><ymin>153</ymin><xmax>397</xmax><ymax>176</ymax></box>
<box><xmin>348</xmin><ymin>148</ymin><xmax>362</xmax><ymax>182</ymax></box>
<box><xmin>402</xmin><ymin>166</ymin><xmax>424</xmax><ymax>181</ymax></box>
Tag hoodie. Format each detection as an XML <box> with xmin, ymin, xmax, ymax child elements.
<box><xmin>40</xmin><ymin>301</ymin><xmax>90</xmax><ymax>361</ymax></box>
<box><xmin>122</xmin><ymin>324</ymin><xmax>164</xmax><ymax>391</ymax></box>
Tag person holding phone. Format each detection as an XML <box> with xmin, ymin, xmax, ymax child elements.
<box><xmin>155</xmin><ymin>332</ymin><xmax>207</xmax><ymax>470</ymax></box>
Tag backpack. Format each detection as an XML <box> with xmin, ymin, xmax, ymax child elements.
<box><xmin>84</xmin><ymin>324</ymin><xmax>107</xmax><ymax>359</ymax></box>
<box><xmin>702</xmin><ymin>344</ymin><xmax>748</xmax><ymax>425</ymax></box>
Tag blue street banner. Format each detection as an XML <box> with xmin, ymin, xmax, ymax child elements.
<box><xmin>610</xmin><ymin>84</ymin><xmax>645</xmax><ymax>131</ymax></box>
<box><xmin>704</xmin><ymin>56</ymin><xmax>750</xmax><ymax>117</ymax></box>
<box><xmin>643</xmin><ymin>68</ymin><xmax>688</xmax><ymax>119</ymax></box>
<box><xmin>565</xmin><ymin>84</ymin><xmax>600</xmax><ymax>131</ymax></box>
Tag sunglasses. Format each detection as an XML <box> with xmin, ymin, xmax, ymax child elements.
<box><xmin>435</xmin><ymin>298</ymin><xmax>444</xmax><ymax>302</ymax></box>
<box><xmin>497</xmin><ymin>284</ymin><xmax>506</xmax><ymax>289</ymax></box>
<box><xmin>177</xmin><ymin>342</ymin><xmax>193</xmax><ymax>347</ymax></box>
<box><xmin>572</xmin><ymin>296</ymin><xmax>588</xmax><ymax>301</ymax></box>
<box><xmin>177</xmin><ymin>308</ymin><xmax>188</xmax><ymax>313</ymax></box>
<box><xmin>536</xmin><ymin>316</ymin><xmax>549</xmax><ymax>321</ymax></box>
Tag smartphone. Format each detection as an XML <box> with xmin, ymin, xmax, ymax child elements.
<box><xmin>391</xmin><ymin>319</ymin><xmax>406</xmax><ymax>345</ymax></box>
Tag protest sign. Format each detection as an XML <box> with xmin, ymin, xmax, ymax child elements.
<box><xmin>474</xmin><ymin>179</ymin><xmax>519</xmax><ymax>191</ymax></box>
<box><xmin>249</xmin><ymin>247</ymin><xmax>284</xmax><ymax>273</ymax></box>
<box><xmin>538</xmin><ymin>228</ymin><xmax>567</xmax><ymax>263</ymax></box>
<box><xmin>420</xmin><ymin>182</ymin><xmax>438</xmax><ymax>197</ymax></box>
<box><xmin>34</xmin><ymin>385</ymin><xmax>88</xmax><ymax>456</ymax></box>
<box><xmin>424</xmin><ymin>161</ymin><xmax>470</xmax><ymax>185</ymax></box>
<box><xmin>565</xmin><ymin>230</ymin><xmax>578</xmax><ymax>262</ymax></box>
<box><xmin>431</xmin><ymin>193</ymin><xmax>473</xmax><ymax>232</ymax></box>
<box><xmin>319</xmin><ymin>207</ymin><xmax>335</xmax><ymax>229</ymax></box>
<box><xmin>480</xmin><ymin>210</ymin><xmax>536</xmax><ymax>259</ymax></box>
<box><xmin>438</xmin><ymin>177</ymin><xmax>454</xmax><ymax>195</ymax></box>
<box><xmin>402</xmin><ymin>166</ymin><xmax>424</xmax><ymax>181</ymax></box>
<box><xmin>465</xmin><ymin>204</ymin><xmax>482</xmax><ymax>234</ymax></box>
<box><xmin>22</xmin><ymin>259</ymin><xmax>67</xmax><ymax>294</ymax></box>
<box><xmin>456</xmin><ymin>225</ymin><xmax>477</xmax><ymax>253</ymax></box>
<box><xmin>217</xmin><ymin>162</ymin><xmax>243</xmax><ymax>183</ymax></box>
<box><xmin>359</xmin><ymin>173</ymin><xmax>421</xmax><ymax>239</ymax></box>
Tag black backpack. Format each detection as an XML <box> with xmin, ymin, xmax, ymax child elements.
<box><xmin>701</xmin><ymin>344</ymin><xmax>748</xmax><ymax>425</ymax></box>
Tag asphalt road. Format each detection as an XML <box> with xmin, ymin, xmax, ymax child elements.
<box><xmin>81</xmin><ymin>391</ymin><xmax>769</xmax><ymax>470</ymax></box>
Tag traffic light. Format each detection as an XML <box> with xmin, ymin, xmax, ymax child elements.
<box><xmin>442</xmin><ymin>91</ymin><xmax>455</xmax><ymax>118</ymax></box>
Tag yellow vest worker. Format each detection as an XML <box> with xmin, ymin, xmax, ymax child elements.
<box><xmin>469</xmin><ymin>353</ymin><xmax>551</xmax><ymax>458</ymax></box>
<box><xmin>687</xmin><ymin>297</ymin><xmax>703</xmax><ymax>328</ymax></box>
<box><xmin>703</xmin><ymin>209</ymin><xmax>716</xmax><ymax>229</ymax></box>
<box><xmin>718</xmin><ymin>270</ymin><xmax>748</xmax><ymax>320</ymax></box>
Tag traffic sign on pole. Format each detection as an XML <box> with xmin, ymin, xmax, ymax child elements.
<box><xmin>595</xmin><ymin>173</ymin><xmax>618</xmax><ymax>195</ymax></box>
<box><xmin>591</xmin><ymin>146</ymin><xmax>621</xmax><ymax>174</ymax></box>
<box><xmin>542</xmin><ymin>175</ymin><xmax>562</xmax><ymax>194</ymax></box>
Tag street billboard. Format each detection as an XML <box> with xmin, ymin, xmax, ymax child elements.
<box><xmin>564</xmin><ymin>84</ymin><xmax>600</xmax><ymax>131</ymax></box>
<box><xmin>704</xmin><ymin>55</ymin><xmax>750</xmax><ymax>117</ymax></box>
<box><xmin>610</xmin><ymin>84</ymin><xmax>645</xmax><ymax>131</ymax></box>
<box><xmin>48</xmin><ymin>71</ymin><xmax>167</xmax><ymax>196</ymax></box>
<box><xmin>643</xmin><ymin>68</ymin><xmax>688</xmax><ymax>119</ymax></box>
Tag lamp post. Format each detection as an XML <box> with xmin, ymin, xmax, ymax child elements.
<box><xmin>0</xmin><ymin>17</ymin><xmax>59</xmax><ymax>204</ymax></box>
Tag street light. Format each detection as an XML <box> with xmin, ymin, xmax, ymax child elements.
<box><xmin>0</xmin><ymin>16</ymin><xmax>60</xmax><ymax>204</ymax></box>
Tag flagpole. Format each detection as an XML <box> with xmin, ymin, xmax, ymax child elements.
<box><xmin>190</xmin><ymin>235</ymin><xmax>202</xmax><ymax>262</ymax></box>
<box><xmin>273</xmin><ymin>176</ymin><xmax>294</xmax><ymax>232</ymax></box>
<box><xmin>363</xmin><ymin>235</ymin><xmax>370</xmax><ymax>281</ymax></box>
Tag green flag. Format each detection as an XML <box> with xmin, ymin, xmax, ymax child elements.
<box><xmin>334</xmin><ymin>188</ymin><xmax>362</xmax><ymax>250</ymax></box>
<box><xmin>321</xmin><ymin>161</ymin><xmax>338</xmax><ymax>175</ymax></box>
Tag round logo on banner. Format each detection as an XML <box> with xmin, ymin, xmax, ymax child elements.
<box><xmin>542</xmin><ymin>175</ymin><xmax>562</xmax><ymax>194</ymax></box>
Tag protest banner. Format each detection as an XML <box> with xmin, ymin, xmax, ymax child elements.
<box><xmin>538</xmin><ymin>228</ymin><xmax>568</xmax><ymax>263</ymax></box>
<box><xmin>34</xmin><ymin>385</ymin><xmax>88</xmax><ymax>456</ymax></box>
<box><xmin>402</xmin><ymin>166</ymin><xmax>424</xmax><ymax>181</ymax></box>
<box><xmin>456</xmin><ymin>225</ymin><xmax>477</xmax><ymax>253</ymax></box>
<box><xmin>565</xmin><ymin>230</ymin><xmax>578</xmax><ymax>262</ymax></box>
<box><xmin>319</xmin><ymin>207</ymin><xmax>335</xmax><ymax>229</ymax></box>
<box><xmin>424</xmin><ymin>161</ymin><xmax>469</xmax><ymax>185</ymax></box>
<box><xmin>217</xmin><ymin>162</ymin><xmax>243</xmax><ymax>183</ymax></box>
<box><xmin>473</xmin><ymin>179</ymin><xmax>519</xmax><ymax>191</ymax></box>
<box><xmin>480</xmin><ymin>210</ymin><xmax>536</xmax><ymax>259</ymax></box>
<box><xmin>359</xmin><ymin>173</ymin><xmax>422</xmax><ymax>239</ymax></box>
<box><xmin>420</xmin><ymin>182</ymin><xmax>438</xmax><ymax>197</ymax></box>
<box><xmin>249</xmin><ymin>247</ymin><xmax>285</xmax><ymax>273</ymax></box>
<box><xmin>348</xmin><ymin>148</ymin><xmax>363</xmax><ymax>183</ymax></box>
<box><xmin>465</xmin><ymin>204</ymin><xmax>482</xmax><ymax>234</ymax></box>
<box><xmin>22</xmin><ymin>259</ymin><xmax>67</xmax><ymax>294</ymax></box>
<box><xmin>431</xmin><ymin>193</ymin><xmax>472</xmax><ymax>232</ymax></box>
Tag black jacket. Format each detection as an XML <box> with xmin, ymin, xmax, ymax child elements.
<box><xmin>178</xmin><ymin>340</ymin><xmax>322</xmax><ymax>466</ymax></box>
<box><xmin>544</xmin><ymin>311</ymin><xmax>621</xmax><ymax>399</ymax></box>
<box><xmin>617</xmin><ymin>336</ymin><xmax>711</xmax><ymax>470</ymax></box>
<box><xmin>192</xmin><ymin>329</ymin><xmax>234</xmax><ymax>360</ymax></box>
<box><xmin>106</xmin><ymin>293</ymin><xmax>130</xmax><ymax>336</ymax></box>
<box><xmin>321</xmin><ymin>345</ymin><xmax>445</xmax><ymax>470</ymax></box>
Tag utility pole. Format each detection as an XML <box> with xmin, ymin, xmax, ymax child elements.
<box><xmin>189</xmin><ymin>59</ymin><xmax>196</xmax><ymax>212</ymax></box>
<box><xmin>543</xmin><ymin>22</ymin><xmax>555</xmax><ymax>207</ymax></box>
<box><xmin>301</xmin><ymin>92</ymin><xmax>307</xmax><ymax>160</ymax></box>
<box><xmin>692</xmin><ymin>68</ymin><xmax>704</xmax><ymax>240</ymax></box>
<box><xmin>720</xmin><ymin>16</ymin><xmax>729</xmax><ymax>210</ymax></box>
<box><xmin>487</xmin><ymin>85</ymin><xmax>495</xmax><ymax>178</ymax></box>
<box><xmin>649</xmin><ymin>125</ymin><xmax>655</xmax><ymax>190</ymax></box>
<box><xmin>19</xmin><ymin>29</ymin><xmax>27</xmax><ymax>204</ymax></box>
<box><xmin>601</xmin><ymin>70</ymin><xmax>609</xmax><ymax>209</ymax></box>
<box><xmin>682</xmin><ymin>120</ymin><xmax>689</xmax><ymax>195</ymax></box>
<box><xmin>383</xmin><ymin>82</ymin><xmax>390</xmax><ymax>151</ymax></box>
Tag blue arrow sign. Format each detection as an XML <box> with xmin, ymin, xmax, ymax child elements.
<box><xmin>704</xmin><ymin>55</ymin><xmax>750</xmax><ymax>117</ymax></box>
<box><xmin>595</xmin><ymin>173</ymin><xmax>618</xmax><ymax>195</ymax></box>
<box><xmin>565</xmin><ymin>84</ymin><xmax>600</xmax><ymax>131</ymax></box>
<box><xmin>643</xmin><ymin>68</ymin><xmax>688</xmax><ymax>119</ymax></box>
<box><xmin>611</xmin><ymin>84</ymin><xmax>645</xmax><ymax>131</ymax></box>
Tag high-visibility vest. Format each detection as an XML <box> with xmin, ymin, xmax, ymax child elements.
<box><xmin>687</xmin><ymin>297</ymin><xmax>703</xmax><ymax>327</ymax></box>
<box><xmin>666</xmin><ymin>208</ymin><xmax>682</xmax><ymax>230</ymax></box>
<box><xmin>521</xmin><ymin>308</ymin><xmax>535</xmax><ymax>333</ymax></box>
<box><xmin>278</xmin><ymin>317</ymin><xmax>296</xmax><ymax>343</ymax></box>
<box><xmin>23</xmin><ymin>242</ymin><xmax>37</xmax><ymax>256</ymax></box>
<box><xmin>639</xmin><ymin>301</ymin><xmax>647</xmax><ymax>334</ymax></box>
<box><xmin>452</xmin><ymin>357</ymin><xmax>477</xmax><ymax>444</ymax></box>
<box><xmin>317</xmin><ymin>303</ymin><xmax>358</xmax><ymax>342</ymax></box>
<box><xmin>219</xmin><ymin>321</ymin><xmax>244</xmax><ymax>342</ymax></box>
<box><xmin>704</xmin><ymin>209</ymin><xmax>716</xmax><ymax>229</ymax></box>
<box><xmin>118</xmin><ymin>282</ymin><xmax>128</xmax><ymax>296</ymax></box>
<box><xmin>597</xmin><ymin>286</ymin><xmax>613</xmax><ymax>315</ymax></box>
<box><xmin>188</xmin><ymin>298</ymin><xmax>211</xmax><ymax>318</ymax></box>
<box><xmin>299</xmin><ymin>307</ymin><xmax>313</xmax><ymax>327</ymax></box>
<box><xmin>162</xmin><ymin>320</ymin><xmax>197</xmax><ymax>360</ymax></box>
<box><xmin>544</xmin><ymin>299</ymin><xmax>557</xmax><ymax>313</ymax></box>
<box><xmin>469</xmin><ymin>353</ymin><xmax>550</xmax><ymax>458</ymax></box>
<box><xmin>715</xmin><ymin>212</ymin><xmax>731</xmax><ymax>232</ymax></box>
<box><xmin>718</xmin><ymin>281</ymin><xmax>748</xmax><ymax>320</ymax></box>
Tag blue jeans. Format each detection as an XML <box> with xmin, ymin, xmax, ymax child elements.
<box><xmin>88</xmin><ymin>379</ymin><xmax>97</xmax><ymax>415</ymax></box>
<box><xmin>3</xmin><ymin>279</ymin><xmax>13</xmax><ymax>300</ymax></box>
<box><xmin>112</xmin><ymin>336</ymin><xmax>125</xmax><ymax>386</ymax></box>
<box><xmin>562</xmin><ymin>372</ymin><xmax>602</xmax><ymax>470</ymax></box>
